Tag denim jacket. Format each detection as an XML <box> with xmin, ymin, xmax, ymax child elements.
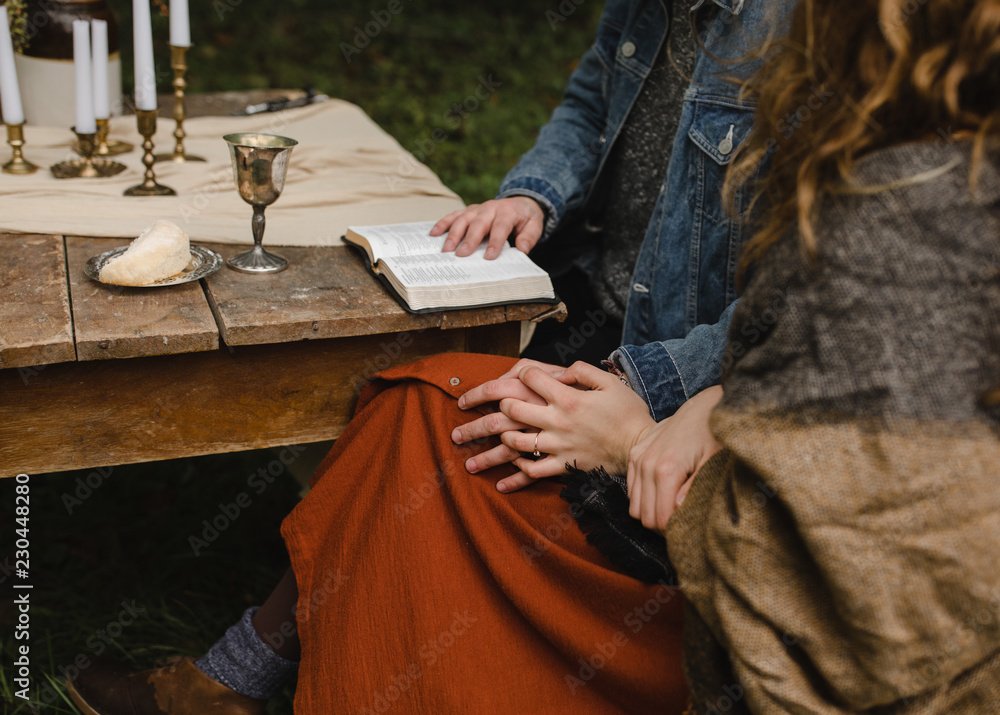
<box><xmin>498</xmin><ymin>0</ymin><xmax>792</xmax><ymax>420</ymax></box>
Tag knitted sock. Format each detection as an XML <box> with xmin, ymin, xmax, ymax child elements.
<box><xmin>194</xmin><ymin>607</ymin><xmax>299</xmax><ymax>700</ymax></box>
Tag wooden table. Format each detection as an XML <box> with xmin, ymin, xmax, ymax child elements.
<box><xmin>0</xmin><ymin>233</ymin><xmax>564</xmax><ymax>478</ymax></box>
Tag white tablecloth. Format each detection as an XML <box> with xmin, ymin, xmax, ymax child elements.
<box><xmin>0</xmin><ymin>99</ymin><xmax>464</xmax><ymax>246</ymax></box>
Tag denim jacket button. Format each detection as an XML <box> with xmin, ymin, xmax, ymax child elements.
<box><xmin>621</xmin><ymin>41</ymin><xmax>636</xmax><ymax>58</ymax></box>
<box><xmin>718</xmin><ymin>124</ymin><xmax>736</xmax><ymax>155</ymax></box>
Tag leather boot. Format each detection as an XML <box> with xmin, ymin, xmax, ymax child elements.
<box><xmin>66</xmin><ymin>656</ymin><xmax>268</xmax><ymax>715</ymax></box>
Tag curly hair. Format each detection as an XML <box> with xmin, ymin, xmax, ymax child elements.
<box><xmin>726</xmin><ymin>0</ymin><xmax>1000</xmax><ymax>279</ymax></box>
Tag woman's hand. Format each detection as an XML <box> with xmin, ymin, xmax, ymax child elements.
<box><xmin>627</xmin><ymin>386</ymin><xmax>724</xmax><ymax>535</ymax></box>
<box><xmin>493</xmin><ymin>362</ymin><xmax>655</xmax><ymax>493</ymax></box>
<box><xmin>452</xmin><ymin>360</ymin><xmax>566</xmax><ymax>477</ymax></box>
<box><xmin>431</xmin><ymin>196</ymin><xmax>545</xmax><ymax>259</ymax></box>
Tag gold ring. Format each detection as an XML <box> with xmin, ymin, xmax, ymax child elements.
<box><xmin>532</xmin><ymin>432</ymin><xmax>542</xmax><ymax>458</ymax></box>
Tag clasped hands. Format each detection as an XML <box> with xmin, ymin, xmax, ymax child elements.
<box><xmin>450</xmin><ymin>359</ymin><xmax>723</xmax><ymax>534</ymax></box>
<box><xmin>433</xmin><ymin>198</ymin><xmax>722</xmax><ymax>532</ymax></box>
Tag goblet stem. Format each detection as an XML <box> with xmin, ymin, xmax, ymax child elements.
<box><xmin>226</xmin><ymin>203</ymin><xmax>287</xmax><ymax>273</ymax></box>
<box><xmin>252</xmin><ymin>205</ymin><xmax>266</xmax><ymax>249</ymax></box>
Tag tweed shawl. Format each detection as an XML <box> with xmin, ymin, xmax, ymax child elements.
<box><xmin>666</xmin><ymin>140</ymin><xmax>1000</xmax><ymax>713</ymax></box>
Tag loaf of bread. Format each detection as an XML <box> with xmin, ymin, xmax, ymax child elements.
<box><xmin>99</xmin><ymin>221</ymin><xmax>191</xmax><ymax>286</ymax></box>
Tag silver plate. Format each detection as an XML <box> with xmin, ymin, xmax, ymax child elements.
<box><xmin>85</xmin><ymin>245</ymin><xmax>224</xmax><ymax>287</ymax></box>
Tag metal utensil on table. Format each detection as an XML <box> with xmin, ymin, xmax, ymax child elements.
<box><xmin>231</xmin><ymin>90</ymin><xmax>329</xmax><ymax>116</ymax></box>
<box><xmin>223</xmin><ymin>132</ymin><xmax>298</xmax><ymax>274</ymax></box>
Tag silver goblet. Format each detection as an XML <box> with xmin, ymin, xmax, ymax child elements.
<box><xmin>224</xmin><ymin>132</ymin><xmax>298</xmax><ymax>273</ymax></box>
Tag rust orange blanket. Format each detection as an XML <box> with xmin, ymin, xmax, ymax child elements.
<box><xmin>281</xmin><ymin>353</ymin><xmax>688</xmax><ymax>713</ymax></box>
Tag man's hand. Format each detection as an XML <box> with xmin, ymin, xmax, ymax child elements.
<box><xmin>452</xmin><ymin>359</ymin><xmax>565</xmax><ymax>479</ymax></box>
<box><xmin>627</xmin><ymin>386</ymin><xmax>723</xmax><ymax>535</ymax></box>
<box><xmin>431</xmin><ymin>196</ymin><xmax>545</xmax><ymax>259</ymax></box>
<box><xmin>493</xmin><ymin>362</ymin><xmax>654</xmax><ymax>493</ymax></box>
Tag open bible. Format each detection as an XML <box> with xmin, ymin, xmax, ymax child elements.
<box><xmin>343</xmin><ymin>221</ymin><xmax>557</xmax><ymax>313</ymax></box>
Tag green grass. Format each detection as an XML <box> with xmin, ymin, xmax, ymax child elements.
<box><xmin>110</xmin><ymin>0</ymin><xmax>602</xmax><ymax>203</ymax></box>
<box><xmin>2</xmin><ymin>2</ymin><xmax>599</xmax><ymax>712</ymax></box>
<box><xmin>1</xmin><ymin>452</ymin><xmax>303</xmax><ymax>713</ymax></box>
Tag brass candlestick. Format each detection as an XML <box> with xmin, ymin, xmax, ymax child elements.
<box><xmin>3</xmin><ymin>123</ymin><xmax>39</xmax><ymax>175</ymax></box>
<box><xmin>51</xmin><ymin>128</ymin><xmax>127</xmax><ymax>179</ymax></box>
<box><xmin>94</xmin><ymin>117</ymin><xmax>134</xmax><ymax>156</ymax></box>
<box><xmin>155</xmin><ymin>45</ymin><xmax>205</xmax><ymax>163</ymax></box>
<box><xmin>124</xmin><ymin>110</ymin><xmax>176</xmax><ymax>196</ymax></box>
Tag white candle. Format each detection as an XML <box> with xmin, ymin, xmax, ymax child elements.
<box><xmin>132</xmin><ymin>0</ymin><xmax>157</xmax><ymax>111</ymax></box>
<box><xmin>73</xmin><ymin>20</ymin><xmax>96</xmax><ymax>133</ymax></box>
<box><xmin>0</xmin><ymin>5</ymin><xmax>25</xmax><ymax>125</ymax></box>
<box><xmin>169</xmin><ymin>0</ymin><xmax>191</xmax><ymax>48</ymax></box>
<box><xmin>91</xmin><ymin>19</ymin><xmax>109</xmax><ymax>120</ymax></box>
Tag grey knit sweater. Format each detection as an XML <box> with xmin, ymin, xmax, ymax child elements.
<box><xmin>670</xmin><ymin>139</ymin><xmax>1000</xmax><ymax>713</ymax></box>
<box><xmin>593</xmin><ymin>0</ymin><xmax>696</xmax><ymax>323</ymax></box>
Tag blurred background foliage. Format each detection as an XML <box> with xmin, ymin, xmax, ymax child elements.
<box><xmin>0</xmin><ymin>1</ymin><xmax>600</xmax><ymax>712</ymax></box>
<box><xmin>111</xmin><ymin>0</ymin><xmax>602</xmax><ymax>202</ymax></box>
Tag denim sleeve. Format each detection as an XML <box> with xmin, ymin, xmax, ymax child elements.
<box><xmin>495</xmin><ymin>44</ymin><xmax>609</xmax><ymax>239</ymax></box>
<box><xmin>611</xmin><ymin>299</ymin><xmax>738</xmax><ymax>422</ymax></box>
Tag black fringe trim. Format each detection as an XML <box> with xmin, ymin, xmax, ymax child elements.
<box><xmin>558</xmin><ymin>464</ymin><xmax>677</xmax><ymax>585</ymax></box>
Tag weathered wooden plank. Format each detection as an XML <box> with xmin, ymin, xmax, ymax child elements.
<box><xmin>506</xmin><ymin>301</ymin><xmax>568</xmax><ymax>324</ymax></box>
<box><xmin>0</xmin><ymin>328</ymin><xmax>469</xmax><ymax>477</ymax></box>
<box><xmin>0</xmin><ymin>233</ymin><xmax>76</xmax><ymax>370</ymax></box>
<box><xmin>65</xmin><ymin>236</ymin><xmax>220</xmax><ymax>361</ymax></box>
<box><xmin>203</xmin><ymin>243</ymin><xmax>558</xmax><ymax>346</ymax></box>
<box><xmin>204</xmin><ymin>244</ymin><xmax>440</xmax><ymax>345</ymax></box>
<box><xmin>438</xmin><ymin>306</ymin><xmax>507</xmax><ymax>330</ymax></box>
